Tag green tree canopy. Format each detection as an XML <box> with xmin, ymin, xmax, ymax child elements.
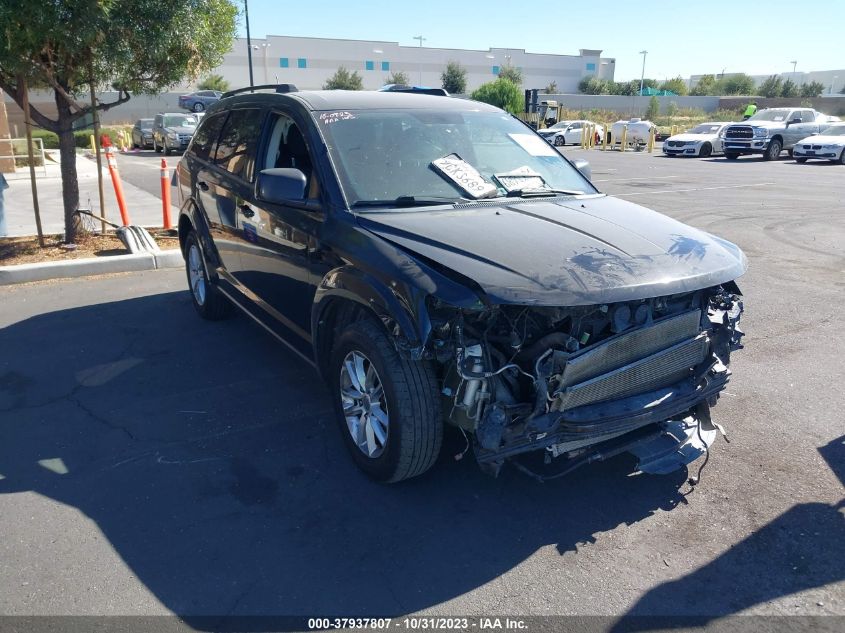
<box><xmin>323</xmin><ymin>66</ymin><xmax>364</xmax><ymax>90</ymax></box>
<box><xmin>690</xmin><ymin>74</ymin><xmax>717</xmax><ymax>96</ymax></box>
<box><xmin>0</xmin><ymin>0</ymin><xmax>238</xmax><ymax>241</ymax></box>
<box><xmin>659</xmin><ymin>76</ymin><xmax>688</xmax><ymax>96</ymax></box>
<box><xmin>471</xmin><ymin>78</ymin><xmax>523</xmax><ymax>114</ymax></box>
<box><xmin>497</xmin><ymin>63</ymin><xmax>522</xmax><ymax>86</ymax></box>
<box><xmin>441</xmin><ymin>61</ymin><xmax>467</xmax><ymax>94</ymax></box>
<box><xmin>578</xmin><ymin>76</ymin><xmax>610</xmax><ymax>95</ymax></box>
<box><xmin>758</xmin><ymin>75</ymin><xmax>783</xmax><ymax>97</ymax></box>
<box><xmin>800</xmin><ymin>81</ymin><xmax>825</xmax><ymax>98</ymax></box>
<box><xmin>718</xmin><ymin>73</ymin><xmax>755</xmax><ymax>95</ymax></box>
<box><xmin>198</xmin><ymin>74</ymin><xmax>230</xmax><ymax>92</ymax></box>
<box><xmin>385</xmin><ymin>70</ymin><xmax>409</xmax><ymax>86</ymax></box>
<box><xmin>780</xmin><ymin>78</ymin><xmax>798</xmax><ymax>98</ymax></box>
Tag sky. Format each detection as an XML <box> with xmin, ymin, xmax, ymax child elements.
<box><xmin>237</xmin><ymin>0</ymin><xmax>844</xmax><ymax>81</ymax></box>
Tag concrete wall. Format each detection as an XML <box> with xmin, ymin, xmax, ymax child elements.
<box><xmin>542</xmin><ymin>94</ymin><xmax>721</xmax><ymax>114</ymax></box>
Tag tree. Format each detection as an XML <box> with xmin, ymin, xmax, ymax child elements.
<box><xmin>800</xmin><ymin>81</ymin><xmax>825</xmax><ymax>98</ymax></box>
<box><xmin>544</xmin><ymin>81</ymin><xmax>558</xmax><ymax>94</ymax></box>
<box><xmin>385</xmin><ymin>70</ymin><xmax>409</xmax><ymax>86</ymax></box>
<box><xmin>758</xmin><ymin>75</ymin><xmax>783</xmax><ymax>98</ymax></box>
<box><xmin>578</xmin><ymin>76</ymin><xmax>609</xmax><ymax>95</ymax></box>
<box><xmin>659</xmin><ymin>76</ymin><xmax>688</xmax><ymax>96</ymax></box>
<box><xmin>718</xmin><ymin>73</ymin><xmax>755</xmax><ymax>95</ymax></box>
<box><xmin>690</xmin><ymin>74</ymin><xmax>717</xmax><ymax>96</ymax></box>
<box><xmin>198</xmin><ymin>74</ymin><xmax>230</xmax><ymax>92</ymax></box>
<box><xmin>0</xmin><ymin>0</ymin><xmax>237</xmax><ymax>243</ymax></box>
<box><xmin>780</xmin><ymin>78</ymin><xmax>798</xmax><ymax>98</ymax></box>
<box><xmin>498</xmin><ymin>63</ymin><xmax>522</xmax><ymax>86</ymax></box>
<box><xmin>471</xmin><ymin>78</ymin><xmax>523</xmax><ymax>114</ymax></box>
<box><xmin>611</xmin><ymin>80</ymin><xmax>640</xmax><ymax>96</ymax></box>
<box><xmin>323</xmin><ymin>67</ymin><xmax>363</xmax><ymax>90</ymax></box>
<box><xmin>440</xmin><ymin>61</ymin><xmax>467</xmax><ymax>94</ymax></box>
<box><xmin>645</xmin><ymin>95</ymin><xmax>660</xmax><ymax>121</ymax></box>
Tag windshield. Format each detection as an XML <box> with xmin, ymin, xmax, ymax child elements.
<box><xmin>747</xmin><ymin>110</ymin><xmax>791</xmax><ymax>122</ymax></box>
<box><xmin>139</xmin><ymin>120</ymin><xmax>153</xmax><ymax>130</ymax></box>
<box><xmin>549</xmin><ymin>121</ymin><xmax>573</xmax><ymax>129</ymax></box>
<box><xmin>317</xmin><ymin>109</ymin><xmax>595</xmax><ymax>207</ymax></box>
<box><xmin>689</xmin><ymin>124</ymin><xmax>721</xmax><ymax>134</ymax></box>
<box><xmin>164</xmin><ymin>115</ymin><xmax>197</xmax><ymax>128</ymax></box>
<box><xmin>821</xmin><ymin>125</ymin><xmax>845</xmax><ymax>136</ymax></box>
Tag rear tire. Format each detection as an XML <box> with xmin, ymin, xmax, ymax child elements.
<box><xmin>184</xmin><ymin>231</ymin><xmax>232</xmax><ymax>321</ymax></box>
<box><xmin>764</xmin><ymin>138</ymin><xmax>782</xmax><ymax>161</ymax></box>
<box><xmin>699</xmin><ymin>142</ymin><xmax>712</xmax><ymax>158</ymax></box>
<box><xmin>329</xmin><ymin>319</ymin><xmax>443</xmax><ymax>483</ymax></box>
<box><xmin>193</xmin><ymin>102</ymin><xmax>205</xmax><ymax>112</ymax></box>
<box><xmin>839</xmin><ymin>150</ymin><xmax>845</xmax><ymax>165</ymax></box>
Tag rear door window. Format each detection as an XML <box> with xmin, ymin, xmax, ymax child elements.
<box><xmin>214</xmin><ymin>108</ymin><xmax>264</xmax><ymax>182</ymax></box>
<box><xmin>188</xmin><ymin>113</ymin><xmax>226</xmax><ymax>162</ymax></box>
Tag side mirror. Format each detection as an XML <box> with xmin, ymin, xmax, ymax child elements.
<box><xmin>809</xmin><ymin>132</ymin><xmax>819</xmax><ymax>136</ymax></box>
<box><xmin>788</xmin><ymin>117</ymin><xmax>802</xmax><ymax>125</ymax></box>
<box><xmin>572</xmin><ymin>158</ymin><xmax>592</xmax><ymax>181</ymax></box>
<box><xmin>256</xmin><ymin>168</ymin><xmax>307</xmax><ymax>203</ymax></box>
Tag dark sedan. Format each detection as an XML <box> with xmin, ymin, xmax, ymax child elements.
<box><xmin>131</xmin><ymin>118</ymin><xmax>154</xmax><ymax>149</ymax></box>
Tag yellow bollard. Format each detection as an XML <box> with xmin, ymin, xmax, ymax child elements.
<box><xmin>602</xmin><ymin>124</ymin><xmax>609</xmax><ymax>151</ymax></box>
<box><xmin>647</xmin><ymin>126</ymin><xmax>655</xmax><ymax>153</ymax></box>
<box><xmin>89</xmin><ymin>134</ymin><xmax>95</xmax><ymax>153</ymax></box>
<box><xmin>589</xmin><ymin>124</ymin><xmax>595</xmax><ymax>149</ymax></box>
<box><xmin>580</xmin><ymin>124</ymin><xmax>586</xmax><ymax>149</ymax></box>
<box><xmin>620</xmin><ymin>125</ymin><xmax>628</xmax><ymax>152</ymax></box>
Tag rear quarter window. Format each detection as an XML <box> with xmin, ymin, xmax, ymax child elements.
<box><xmin>188</xmin><ymin>113</ymin><xmax>227</xmax><ymax>161</ymax></box>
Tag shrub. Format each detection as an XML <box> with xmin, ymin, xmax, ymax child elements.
<box><xmin>471</xmin><ymin>78</ymin><xmax>523</xmax><ymax>114</ymax></box>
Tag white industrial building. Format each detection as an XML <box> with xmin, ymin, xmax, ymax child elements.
<box><xmin>208</xmin><ymin>36</ymin><xmax>616</xmax><ymax>93</ymax></box>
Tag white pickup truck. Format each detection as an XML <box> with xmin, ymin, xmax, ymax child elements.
<box><xmin>722</xmin><ymin>108</ymin><xmax>827</xmax><ymax>160</ymax></box>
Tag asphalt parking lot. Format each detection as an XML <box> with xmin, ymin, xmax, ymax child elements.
<box><xmin>1</xmin><ymin>148</ymin><xmax>843</xmax><ymax>627</ymax></box>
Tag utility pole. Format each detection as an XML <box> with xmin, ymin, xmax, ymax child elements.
<box><xmin>639</xmin><ymin>50</ymin><xmax>648</xmax><ymax>96</ymax></box>
<box><xmin>245</xmin><ymin>0</ymin><xmax>254</xmax><ymax>87</ymax></box>
<box><xmin>413</xmin><ymin>35</ymin><xmax>426</xmax><ymax>85</ymax></box>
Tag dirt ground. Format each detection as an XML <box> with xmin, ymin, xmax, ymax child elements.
<box><xmin>0</xmin><ymin>231</ymin><xmax>180</xmax><ymax>266</ymax></box>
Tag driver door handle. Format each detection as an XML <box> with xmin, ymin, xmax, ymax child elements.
<box><xmin>240</xmin><ymin>204</ymin><xmax>255</xmax><ymax>218</ymax></box>
<box><xmin>197</xmin><ymin>181</ymin><xmax>209</xmax><ymax>192</ymax></box>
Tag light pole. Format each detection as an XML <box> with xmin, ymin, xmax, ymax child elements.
<box><xmin>413</xmin><ymin>35</ymin><xmax>426</xmax><ymax>84</ymax></box>
<box><xmin>244</xmin><ymin>0</ymin><xmax>254</xmax><ymax>87</ymax></box>
<box><xmin>790</xmin><ymin>60</ymin><xmax>797</xmax><ymax>79</ymax></box>
<box><xmin>832</xmin><ymin>76</ymin><xmax>839</xmax><ymax>94</ymax></box>
<box><xmin>639</xmin><ymin>50</ymin><xmax>648</xmax><ymax>96</ymax></box>
<box><xmin>261</xmin><ymin>42</ymin><xmax>270</xmax><ymax>84</ymax></box>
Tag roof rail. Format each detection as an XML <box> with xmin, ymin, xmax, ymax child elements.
<box><xmin>378</xmin><ymin>84</ymin><xmax>449</xmax><ymax>97</ymax></box>
<box><xmin>221</xmin><ymin>84</ymin><xmax>299</xmax><ymax>99</ymax></box>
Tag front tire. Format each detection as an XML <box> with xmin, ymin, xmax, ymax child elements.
<box><xmin>330</xmin><ymin>319</ymin><xmax>443</xmax><ymax>483</ymax></box>
<box><xmin>699</xmin><ymin>142</ymin><xmax>712</xmax><ymax>158</ymax></box>
<box><xmin>164</xmin><ymin>139</ymin><xmax>172</xmax><ymax>156</ymax></box>
<box><xmin>795</xmin><ymin>157</ymin><xmax>808</xmax><ymax>164</ymax></box>
<box><xmin>764</xmin><ymin>138</ymin><xmax>782</xmax><ymax>161</ymax></box>
<box><xmin>184</xmin><ymin>231</ymin><xmax>231</xmax><ymax>321</ymax></box>
<box><xmin>154</xmin><ymin>139</ymin><xmax>162</xmax><ymax>153</ymax></box>
<box><xmin>725</xmin><ymin>152</ymin><xmax>739</xmax><ymax>160</ymax></box>
<box><xmin>193</xmin><ymin>102</ymin><xmax>205</xmax><ymax>112</ymax></box>
<box><xmin>839</xmin><ymin>150</ymin><xmax>845</xmax><ymax>165</ymax></box>
<box><xmin>554</xmin><ymin>135</ymin><xmax>565</xmax><ymax>147</ymax></box>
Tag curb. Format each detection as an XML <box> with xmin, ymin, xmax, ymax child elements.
<box><xmin>0</xmin><ymin>249</ymin><xmax>183</xmax><ymax>286</ymax></box>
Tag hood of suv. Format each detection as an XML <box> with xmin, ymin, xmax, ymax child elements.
<box><xmin>357</xmin><ymin>195</ymin><xmax>747</xmax><ymax>306</ymax></box>
<box><xmin>165</xmin><ymin>125</ymin><xmax>196</xmax><ymax>135</ymax></box>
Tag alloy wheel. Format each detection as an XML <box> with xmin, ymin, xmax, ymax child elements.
<box><xmin>339</xmin><ymin>351</ymin><xmax>389</xmax><ymax>458</ymax></box>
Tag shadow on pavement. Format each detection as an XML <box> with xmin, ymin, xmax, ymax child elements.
<box><xmin>612</xmin><ymin>435</ymin><xmax>844</xmax><ymax>629</ymax></box>
<box><xmin>1</xmin><ymin>290</ymin><xmax>842</xmax><ymax>622</ymax></box>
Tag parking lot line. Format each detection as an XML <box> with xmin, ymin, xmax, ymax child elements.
<box><xmin>593</xmin><ymin>175</ymin><xmax>680</xmax><ymax>182</ymax></box>
<box><xmin>611</xmin><ymin>182</ymin><xmax>776</xmax><ymax>197</ymax></box>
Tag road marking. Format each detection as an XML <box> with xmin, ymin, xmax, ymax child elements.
<box><xmin>594</xmin><ymin>175</ymin><xmax>680</xmax><ymax>182</ymax></box>
<box><xmin>610</xmin><ymin>182</ymin><xmax>776</xmax><ymax>197</ymax></box>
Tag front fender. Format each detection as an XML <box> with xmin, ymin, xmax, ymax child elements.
<box><xmin>178</xmin><ymin>200</ymin><xmax>224</xmax><ymax>277</ymax></box>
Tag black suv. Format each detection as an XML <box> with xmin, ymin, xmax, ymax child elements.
<box><xmin>176</xmin><ymin>85</ymin><xmax>747</xmax><ymax>483</ymax></box>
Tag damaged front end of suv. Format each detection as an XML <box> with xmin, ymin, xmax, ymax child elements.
<box><xmin>427</xmin><ymin>285</ymin><xmax>743</xmax><ymax>479</ymax></box>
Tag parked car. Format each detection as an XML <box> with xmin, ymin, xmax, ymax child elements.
<box><xmin>662</xmin><ymin>122</ymin><xmax>731</xmax><ymax>157</ymax></box>
<box><xmin>538</xmin><ymin>120</ymin><xmax>604</xmax><ymax>146</ymax></box>
<box><xmin>152</xmin><ymin>112</ymin><xmax>198</xmax><ymax>155</ymax></box>
<box><xmin>178</xmin><ymin>90</ymin><xmax>223</xmax><ymax>112</ymax></box>
<box><xmin>722</xmin><ymin>108</ymin><xmax>826</xmax><ymax>160</ymax></box>
<box><xmin>131</xmin><ymin>118</ymin><xmax>155</xmax><ymax>149</ymax></box>
<box><xmin>793</xmin><ymin>123</ymin><xmax>845</xmax><ymax>164</ymax></box>
<box><xmin>176</xmin><ymin>86</ymin><xmax>746</xmax><ymax>483</ymax></box>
